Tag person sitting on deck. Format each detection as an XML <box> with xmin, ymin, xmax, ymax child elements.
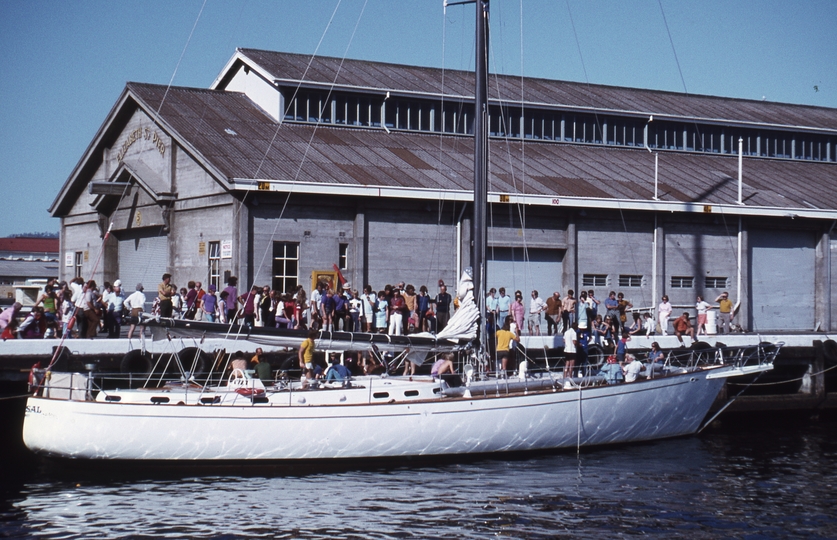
<box><xmin>252</xmin><ymin>348</ymin><xmax>272</xmax><ymax>382</ymax></box>
<box><xmin>645</xmin><ymin>341</ymin><xmax>665</xmax><ymax>378</ymax></box>
<box><xmin>598</xmin><ymin>355</ymin><xmax>624</xmax><ymax>384</ymax></box>
<box><xmin>673</xmin><ymin>312</ymin><xmax>695</xmax><ymax>347</ymax></box>
<box><xmin>325</xmin><ymin>354</ymin><xmax>351</xmax><ymax>382</ymax></box>
<box><xmin>431</xmin><ymin>353</ymin><xmax>455</xmax><ymax>378</ymax></box>
<box><xmin>622</xmin><ymin>354</ymin><xmax>645</xmax><ymax>383</ymax></box>
<box><xmin>230</xmin><ymin>351</ymin><xmax>248</xmax><ymax>372</ymax></box>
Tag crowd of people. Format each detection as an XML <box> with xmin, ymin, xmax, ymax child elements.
<box><xmin>487</xmin><ymin>287</ymin><xmax>737</xmax><ymax>383</ymax></box>
<box><xmin>150</xmin><ymin>275</ymin><xmax>459</xmax><ymax>337</ymax></box>
<box><xmin>0</xmin><ymin>277</ymin><xmax>134</xmax><ymax>340</ymax></box>
<box><xmin>0</xmin><ymin>269</ymin><xmax>737</xmax><ymax>351</ymax></box>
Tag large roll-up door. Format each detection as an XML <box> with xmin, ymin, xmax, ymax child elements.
<box><xmin>118</xmin><ymin>233</ymin><xmax>168</xmax><ymax>310</ymax></box>
<box><xmin>486</xmin><ymin>247</ymin><xmax>563</xmax><ymax>321</ymax></box>
<box><xmin>749</xmin><ymin>229</ymin><xmax>815</xmax><ymax>331</ymax></box>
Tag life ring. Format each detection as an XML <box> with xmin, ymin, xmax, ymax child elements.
<box><xmin>120</xmin><ymin>350</ymin><xmax>153</xmax><ymax>374</ymax></box>
<box><xmin>586</xmin><ymin>344</ymin><xmax>605</xmax><ymax>366</ymax></box>
<box><xmin>822</xmin><ymin>339</ymin><xmax>837</xmax><ymax>366</ymax></box>
<box><xmin>177</xmin><ymin>347</ymin><xmax>211</xmax><ymax>375</ymax></box>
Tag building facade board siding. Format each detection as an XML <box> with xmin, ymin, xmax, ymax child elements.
<box><xmin>664</xmin><ymin>220</ymin><xmax>739</xmax><ymax>309</ymax></box>
<box><xmin>117</xmin><ymin>232</ymin><xmax>168</xmax><ymax>309</ymax></box>
<box><xmin>174</xmin><ymin>143</ymin><xmax>229</xmax><ymax>199</ymax></box>
<box><xmin>486</xmin><ymin>208</ymin><xmax>568</xmax><ymax>249</ymax></box>
<box><xmin>486</xmin><ymin>248</ymin><xmax>564</xmax><ymax>312</ymax></box>
<box><xmin>168</xmin><ymin>204</ymin><xmax>235</xmax><ymax>287</ymax></box>
<box><xmin>111</xmin><ymin>110</ymin><xmax>173</xmax><ymax>194</ymax></box>
<box><xmin>60</xmin><ymin>221</ymin><xmax>106</xmax><ymax>284</ymax></box>
<box><xmin>249</xmin><ymin>201</ymin><xmax>356</xmax><ymax>292</ymax></box>
<box><xmin>365</xmin><ymin>208</ymin><xmax>458</xmax><ymax>292</ymax></box>
<box><xmin>225</xmin><ymin>63</ymin><xmax>282</xmax><ymax>121</ymax></box>
<box><xmin>748</xmin><ymin>228</ymin><xmax>816</xmax><ymax>331</ymax></box>
<box><xmin>575</xmin><ymin>216</ymin><xmax>653</xmax><ymax>303</ymax></box>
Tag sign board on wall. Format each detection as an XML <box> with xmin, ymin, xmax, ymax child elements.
<box><xmin>65</xmin><ymin>253</ymin><xmax>73</xmax><ymax>267</ymax></box>
<box><xmin>311</xmin><ymin>270</ymin><xmax>337</xmax><ymax>292</ymax></box>
<box><xmin>221</xmin><ymin>240</ymin><xmax>233</xmax><ymax>259</ymax></box>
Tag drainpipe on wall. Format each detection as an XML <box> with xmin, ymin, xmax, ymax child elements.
<box><xmin>652</xmin><ymin>214</ymin><xmax>658</xmax><ymax>317</ymax></box>
<box><xmin>736</xmin><ymin>216</ymin><xmax>743</xmax><ymax>322</ymax></box>
<box><xmin>738</xmin><ymin>137</ymin><xmax>744</xmax><ymax>205</ymax></box>
<box><xmin>827</xmin><ymin>221</ymin><xmax>836</xmax><ymax>332</ymax></box>
<box><xmin>736</xmin><ymin>138</ymin><xmax>744</xmax><ymax>323</ymax></box>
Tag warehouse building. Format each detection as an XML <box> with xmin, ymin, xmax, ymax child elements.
<box><xmin>50</xmin><ymin>49</ymin><xmax>837</xmax><ymax>331</ymax></box>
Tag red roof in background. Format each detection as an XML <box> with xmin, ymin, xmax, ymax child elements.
<box><xmin>0</xmin><ymin>238</ymin><xmax>59</xmax><ymax>254</ymax></box>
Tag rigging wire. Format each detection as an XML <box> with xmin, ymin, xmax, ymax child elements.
<box><xmin>657</xmin><ymin>0</ymin><xmax>688</xmax><ymax>95</ymax></box>
<box><xmin>155</xmin><ymin>0</ymin><xmax>208</xmax><ymax>117</ymax></box>
<box><xmin>223</xmin><ymin>0</ymin><xmax>371</xmax><ymax>336</ymax></box>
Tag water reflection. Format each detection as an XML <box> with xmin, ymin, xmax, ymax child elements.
<box><xmin>2</xmin><ymin>414</ymin><xmax>836</xmax><ymax>538</ymax></box>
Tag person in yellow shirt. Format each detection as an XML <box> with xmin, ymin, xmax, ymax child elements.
<box><xmin>495</xmin><ymin>316</ymin><xmax>519</xmax><ymax>377</ymax></box>
<box><xmin>298</xmin><ymin>329</ymin><xmax>318</xmax><ymax>370</ymax></box>
<box><xmin>715</xmin><ymin>291</ymin><xmax>734</xmax><ymax>334</ymax></box>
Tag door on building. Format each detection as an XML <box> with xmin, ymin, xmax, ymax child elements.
<box><xmin>486</xmin><ymin>246</ymin><xmax>563</xmax><ymax>309</ymax></box>
<box><xmin>749</xmin><ymin>229</ymin><xmax>815</xmax><ymax>331</ymax></box>
<box><xmin>117</xmin><ymin>232</ymin><xmax>168</xmax><ymax>310</ymax></box>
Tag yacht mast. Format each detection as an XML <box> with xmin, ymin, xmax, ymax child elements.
<box><xmin>473</xmin><ymin>0</ymin><xmax>489</xmax><ymax>351</ymax></box>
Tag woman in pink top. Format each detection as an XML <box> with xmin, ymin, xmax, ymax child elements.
<box><xmin>511</xmin><ymin>290</ymin><xmax>526</xmax><ymax>331</ymax></box>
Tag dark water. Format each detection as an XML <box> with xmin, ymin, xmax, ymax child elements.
<box><xmin>1</xmin><ymin>412</ymin><xmax>835</xmax><ymax>539</ymax></box>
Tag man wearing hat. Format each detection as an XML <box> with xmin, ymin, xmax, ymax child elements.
<box><xmin>125</xmin><ymin>283</ymin><xmax>146</xmax><ymax>339</ymax></box>
<box><xmin>105</xmin><ymin>280</ymin><xmax>125</xmax><ymax>338</ymax></box>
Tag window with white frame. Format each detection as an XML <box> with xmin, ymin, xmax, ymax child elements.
<box><xmin>272</xmin><ymin>242</ymin><xmax>299</xmax><ymax>294</ymax></box>
<box><xmin>208</xmin><ymin>241</ymin><xmax>221</xmax><ymax>291</ymax></box>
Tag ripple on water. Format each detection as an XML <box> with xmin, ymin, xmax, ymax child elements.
<box><xmin>1</xmin><ymin>414</ymin><xmax>836</xmax><ymax>538</ymax></box>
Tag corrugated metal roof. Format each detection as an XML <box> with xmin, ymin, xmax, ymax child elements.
<box><xmin>128</xmin><ymin>82</ymin><xmax>837</xmax><ymax>212</ymax></box>
<box><xmin>0</xmin><ymin>259</ymin><xmax>59</xmax><ymax>278</ymax></box>
<box><xmin>237</xmin><ymin>49</ymin><xmax>837</xmax><ymax>131</ymax></box>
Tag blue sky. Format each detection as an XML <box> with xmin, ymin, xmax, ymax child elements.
<box><xmin>1</xmin><ymin>0</ymin><xmax>835</xmax><ymax>237</ymax></box>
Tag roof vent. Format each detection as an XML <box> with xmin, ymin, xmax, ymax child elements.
<box><xmin>224</xmin><ymin>128</ymin><xmax>238</xmax><ymax>136</ymax></box>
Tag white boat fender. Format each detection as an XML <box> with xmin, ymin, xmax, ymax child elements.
<box><xmin>463</xmin><ymin>364</ymin><xmax>475</xmax><ymax>385</ymax></box>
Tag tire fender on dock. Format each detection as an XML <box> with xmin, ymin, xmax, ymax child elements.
<box><xmin>120</xmin><ymin>350</ymin><xmax>153</xmax><ymax>375</ymax></box>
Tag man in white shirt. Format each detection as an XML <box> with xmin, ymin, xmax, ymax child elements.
<box><xmin>105</xmin><ymin>280</ymin><xmax>126</xmax><ymax>338</ymax></box>
<box><xmin>563</xmin><ymin>323</ymin><xmax>578</xmax><ymax>383</ymax></box>
<box><xmin>528</xmin><ymin>290</ymin><xmax>547</xmax><ymax>336</ymax></box>
<box><xmin>623</xmin><ymin>355</ymin><xmax>645</xmax><ymax>383</ymax></box>
<box><xmin>124</xmin><ymin>283</ymin><xmax>147</xmax><ymax>339</ymax></box>
<box><xmin>310</xmin><ymin>282</ymin><xmax>323</xmax><ymax>327</ymax></box>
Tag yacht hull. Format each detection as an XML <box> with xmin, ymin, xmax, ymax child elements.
<box><xmin>23</xmin><ymin>367</ymin><xmax>732</xmax><ymax>461</ymax></box>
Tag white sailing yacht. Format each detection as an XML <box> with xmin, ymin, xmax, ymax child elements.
<box><xmin>22</xmin><ymin>1</ymin><xmax>781</xmax><ymax>462</ymax></box>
